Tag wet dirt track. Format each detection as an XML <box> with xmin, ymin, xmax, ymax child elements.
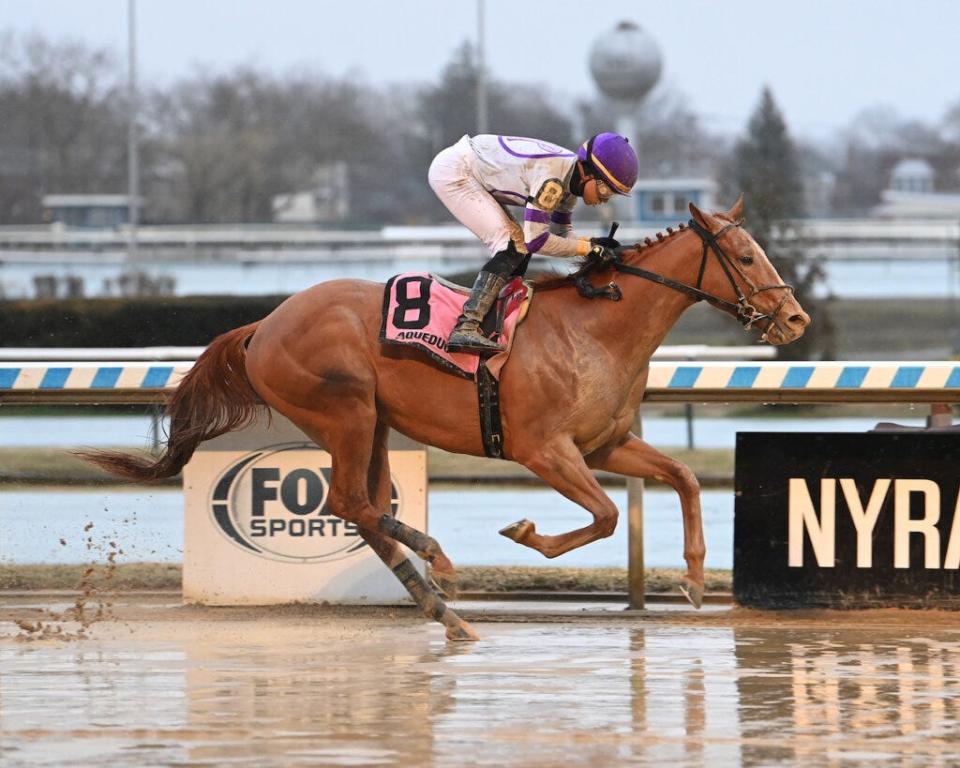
<box><xmin>3</xmin><ymin>598</ymin><xmax>960</xmax><ymax>767</ymax></box>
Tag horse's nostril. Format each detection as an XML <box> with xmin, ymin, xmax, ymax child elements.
<box><xmin>789</xmin><ymin>314</ymin><xmax>808</xmax><ymax>327</ymax></box>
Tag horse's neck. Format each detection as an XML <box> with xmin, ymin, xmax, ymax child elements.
<box><xmin>599</xmin><ymin>231</ymin><xmax>703</xmax><ymax>365</ymax></box>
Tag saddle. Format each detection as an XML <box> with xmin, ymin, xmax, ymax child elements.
<box><xmin>379</xmin><ymin>272</ymin><xmax>531</xmax><ymax>381</ymax></box>
<box><xmin>380</xmin><ymin>273</ymin><xmax>531</xmax><ymax>460</ymax></box>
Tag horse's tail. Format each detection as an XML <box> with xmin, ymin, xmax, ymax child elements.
<box><xmin>77</xmin><ymin>322</ymin><xmax>262</xmax><ymax>482</ymax></box>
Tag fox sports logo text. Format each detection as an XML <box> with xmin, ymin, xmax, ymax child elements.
<box><xmin>210</xmin><ymin>444</ymin><xmax>401</xmax><ymax>563</ymax></box>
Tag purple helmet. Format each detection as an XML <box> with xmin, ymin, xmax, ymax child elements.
<box><xmin>577</xmin><ymin>132</ymin><xmax>638</xmax><ymax>195</ymax></box>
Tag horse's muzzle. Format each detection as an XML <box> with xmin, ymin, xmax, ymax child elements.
<box><xmin>759</xmin><ymin>307</ymin><xmax>810</xmax><ymax>345</ymax></box>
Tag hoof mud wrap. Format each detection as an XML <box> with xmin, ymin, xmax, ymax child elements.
<box><xmin>429</xmin><ymin>567</ymin><xmax>459</xmax><ymax>600</ymax></box>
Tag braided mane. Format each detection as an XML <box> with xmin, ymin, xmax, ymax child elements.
<box><xmin>528</xmin><ymin>220</ymin><xmax>691</xmax><ymax>292</ymax></box>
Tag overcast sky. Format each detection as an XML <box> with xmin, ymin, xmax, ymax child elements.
<box><xmin>5</xmin><ymin>0</ymin><xmax>960</xmax><ymax>141</ymax></box>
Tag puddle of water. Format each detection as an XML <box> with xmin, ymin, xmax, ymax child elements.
<box><xmin>3</xmin><ymin>615</ymin><xmax>960</xmax><ymax>766</ymax></box>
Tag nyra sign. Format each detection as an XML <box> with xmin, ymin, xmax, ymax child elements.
<box><xmin>734</xmin><ymin>433</ymin><xmax>960</xmax><ymax>609</ymax></box>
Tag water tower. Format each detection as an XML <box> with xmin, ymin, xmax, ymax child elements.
<box><xmin>588</xmin><ymin>20</ymin><xmax>663</xmax><ymax>219</ymax></box>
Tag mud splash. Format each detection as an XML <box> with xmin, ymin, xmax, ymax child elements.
<box><xmin>12</xmin><ymin>521</ymin><xmax>125</xmax><ymax>642</ymax></box>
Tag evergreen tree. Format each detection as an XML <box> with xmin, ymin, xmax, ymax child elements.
<box><xmin>732</xmin><ymin>87</ymin><xmax>834</xmax><ymax>360</ymax></box>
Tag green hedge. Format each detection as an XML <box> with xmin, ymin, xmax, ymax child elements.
<box><xmin>3</xmin><ymin>293</ymin><xmax>955</xmax><ymax>356</ymax></box>
<box><xmin>0</xmin><ymin>295</ymin><xmax>289</xmax><ymax>347</ymax></box>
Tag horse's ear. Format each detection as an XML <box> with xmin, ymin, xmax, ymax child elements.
<box><xmin>727</xmin><ymin>194</ymin><xmax>744</xmax><ymax>220</ymax></box>
<box><xmin>689</xmin><ymin>202</ymin><xmax>713</xmax><ymax>229</ymax></box>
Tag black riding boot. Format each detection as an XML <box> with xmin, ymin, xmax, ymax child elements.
<box><xmin>448</xmin><ymin>271</ymin><xmax>507</xmax><ymax>355</ymax></box>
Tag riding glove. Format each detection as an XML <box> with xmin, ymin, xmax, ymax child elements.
<box><xmin>590</xmin><ymin>236</ymin><xmax>621</xmax><ymax>249</ymax></box>
<box><xmin>589</xmin><ymin>244</ymin><xmax>618</xmax><ymax>264</ymax></box>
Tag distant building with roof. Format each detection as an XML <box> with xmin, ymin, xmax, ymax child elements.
<box><xmin>889</xmin><ymin>159</ymin><xmax>935</xmax><ymax>193</ymax></box>
<box><xmin>872</xmin><ymin>158</ymin><xmax>960</xmax><ymax>219</ymax></box>
<box><xmin>631</xmin><ymin>178</ymin><xmax>717</xmax><ymax>224</ymax></box>
<box><xmin>272</xmin><ymin>162</ymin><xmax>350</xmax><ymax>224</ymax></box>
<box><xmin>42</xmin><ymin>194</ymin><xmax>143</xmax><ymax>228</ymax></box>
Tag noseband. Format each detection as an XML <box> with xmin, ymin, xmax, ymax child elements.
<box><xmin>597</xmin><ymin>219</ymin><xmax>794</xmax><ymax>331</ymax></box>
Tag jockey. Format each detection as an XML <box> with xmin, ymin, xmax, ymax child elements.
<box><xmin>428</xmin><ymin>132</ymin><xmax>639</xmax><ymax>354</ymax></box>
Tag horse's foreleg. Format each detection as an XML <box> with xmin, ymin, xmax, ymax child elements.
<box><xmin>587</xmin><ymin>433</ymin><xmax>705</xmax><ymax>608</ymax></box>
<box><xmin>502</xmin><ymin>439</ymin><xmax>619</xmax><ymax>558</ymax></box>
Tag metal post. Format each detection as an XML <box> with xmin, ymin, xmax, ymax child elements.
<box><xmin>127</xmin><ymin>0</ymin><xmax>139</xmax><ymax>259</ymax></box>
<box><xmin>149</xmin><ymin>404</ymin><xmax>162</xmax><ymax>452</ymax></box>
<box><xmin>476</xmin><ymin>0</ymin><xmax>488</xmax><ymax>135</ymax></box>
<box><xmin>627</xmin><ymin>410</ymin><xmax>645</xmax><ymax>609</ymax></box>
<box><xmin>685</xmin><ymin>403</ymin><xmax>695</xmax><ymax>450</ymax></box>
<box><xmin>953</xmin><ymin>218</ymin><xmax>960</xmax><ymax>354</ymax></box>
<box><xmin>928</xmin><ymin>403</ymin><xmax>953</xmax><ymax>428</ymax></box>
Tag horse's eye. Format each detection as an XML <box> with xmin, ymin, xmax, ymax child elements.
<box><xmin>740</xmin><ymin>255</ymin><xmax>754</xmax><ymax>265</ymax></box>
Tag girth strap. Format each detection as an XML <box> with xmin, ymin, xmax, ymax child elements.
<box><xmin>477</xmin><ymin>362</ymin><xmax>504</xmax><ymax>459</ymax></box>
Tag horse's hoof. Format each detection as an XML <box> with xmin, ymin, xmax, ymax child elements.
<box><xmin>446</xmin><ymin>620</ymin><xmax>480</xmax><ymax>642</ymax></box>
<box><xmin>679</xmin><ymin>577</ymin><xmax>705</xmax><ymax>609</ymax></box>
<box><xmin>430</xmin><ymin>567</ymin><xmax>459</xmax><ymax>600</ymax></box>
<box><xmin>499</xmin><ymin>518</ymin><xmax>534</xmax><ymax>543</ymax></box>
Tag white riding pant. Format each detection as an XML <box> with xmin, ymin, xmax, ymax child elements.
<box><xmin>427</xmin><ymin>136</ymin><xmax>526</xmax><ymax>256</ymax></box>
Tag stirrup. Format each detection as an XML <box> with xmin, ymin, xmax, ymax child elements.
<box><xmin>448</xmin><ymin>327</ymin><xmax>504</xmax><ymax>355</ymax></box>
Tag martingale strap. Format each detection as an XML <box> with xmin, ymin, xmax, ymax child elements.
<box><xmin>477</xmin><ymin>362</ymin><xmax>504</xmax><ymax>459</ymax></box>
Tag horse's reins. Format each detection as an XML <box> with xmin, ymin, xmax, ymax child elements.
<box><xmin>608</xmin><ymin>219</ymin><xmax>794</xmax><ymax>333</ymax></box>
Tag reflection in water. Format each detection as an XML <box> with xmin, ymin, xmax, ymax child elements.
<box><xmin>2</xmin><ymin>618</ymin><xmax>960</xmax><ymax>766</ymax></box>
<box><xmin>626</xmin><ymin>628</ymin><xmax>741</xmax><ymax>765</ymax></box>
<box><xmin>735</xmin><ymin>630</ymin><xmax>960</xmax><ymax>766</ymax></box>
<box><xmin>182</xmin><ymin>625</ymin><xmax>456</xmax><ymax>765</ymax></box>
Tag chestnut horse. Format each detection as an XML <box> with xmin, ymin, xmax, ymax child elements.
<box><xmin>82</xmin><ymin>199</ymin><xmax>809</xmax><ymax>641</ymax></box>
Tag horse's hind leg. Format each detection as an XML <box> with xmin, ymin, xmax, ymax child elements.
<box><xmin>359</xmin><ymin>530</ymin><xmax>478</xmax><ymax>642</ymax></box>
<box><xmin>281</xmin><ymin>392</ymin><xmax>456</xmax><ymax>574</ymax></box>
<box><xmin>364</xmin><ymin>420</ymin><xmax>458</xmax><ymax>598</ymax></box>
<box><xmin>587</xmin><ymin>433</ymin><xmax>706</xmax><ymax>608</ymax></box>
<box><xmin>363</xmin><ymin>422</ymin><xmax>475</xmax><ymax>641</ymax></box>
<box><xmin>287</xmin><ymin>401</ymin><xmax>471</xmax><ymax>637</ymax></box>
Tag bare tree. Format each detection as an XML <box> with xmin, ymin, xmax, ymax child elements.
<box><xmin>0</xmin><ymin>33</ymin><xmax>126</xmax><ymax>223</ymax></box>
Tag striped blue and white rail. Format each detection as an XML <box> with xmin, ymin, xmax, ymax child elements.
<box><xmin>0</xmin><ymin>362</ymin><xmax>192</xmax><ymax>404</ymax></box>
<box><xmin>646</xmin><ymin>361</ymin><xmax>960</xmax><ymax>403</ymax></box>
<box><xmin>2</xmin><ymin>359</ymin><xmax>959</xmax><ymax>404</ymax></box>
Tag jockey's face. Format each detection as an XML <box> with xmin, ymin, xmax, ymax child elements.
<box><xmin>582</xmin><ymin>177</ymin><xmax>614</xmax><ymax>206</ymax></box>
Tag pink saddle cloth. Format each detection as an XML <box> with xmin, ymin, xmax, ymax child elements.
<box><xmin>380</xmin><ymin>272</ymin><xmax>531</xmax><ymax>380</ymax></box>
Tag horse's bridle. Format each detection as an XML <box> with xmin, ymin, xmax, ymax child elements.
<box><xmin>599</xmin><ymin>219</ymin><xmax>795</xmax><ymax>331</ymax></box>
